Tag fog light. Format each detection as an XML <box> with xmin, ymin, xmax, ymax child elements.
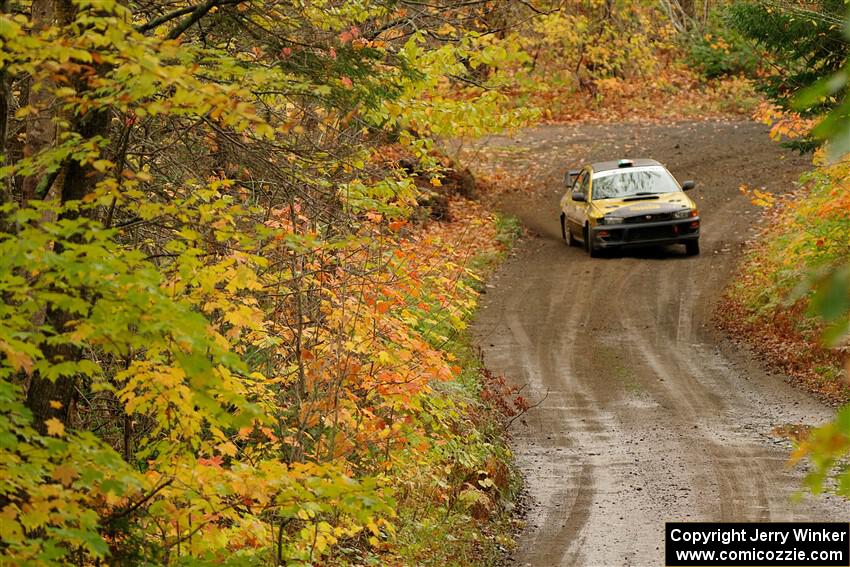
<box><xmin>600</xmin><ymin>216</ymin><xmax>624</xmax><ymax>225</ymax></box>
<box><xmin>690</xmin><ymin>221</ymin><xmax>699</xmax><ymax>229</ymax></box>
<box><xmin>598</xmin><ymin>230</ymin><xmax>610</xmax><ymax>237</ymax></box>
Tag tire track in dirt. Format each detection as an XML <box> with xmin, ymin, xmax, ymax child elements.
<box><xmin>471</xmin><ymin>121</ymin><xmax>848</xmax><ymax>567</ymax></box>
<box><xmin>615</xmin><ymin>259</ymin><xmax>769</xmax><ymax>523</ymax></box>
<box><xmin>498</xmin><ymin>248</ymin><xmax>604</xmax><ymax>566</ymax></box>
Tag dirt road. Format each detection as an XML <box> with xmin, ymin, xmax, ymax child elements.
<box><xmin>469</xmin><ymin>121</ymin><xmax>848</xmax><ymax>566</ymax></box>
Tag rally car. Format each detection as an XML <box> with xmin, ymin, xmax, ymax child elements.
<box><xmin>559</xmin><ymin>159</ymin><xmax>700</xmax><ymax>257</ymax></box>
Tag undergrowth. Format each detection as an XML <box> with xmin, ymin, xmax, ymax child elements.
<box><xmin>386</xmin><ymin>206</ymin><xmax>525</xmax><ymax>565</ymax></box>
<box><xmin>718</xmin><ymin>153</ymin><xmax>850</xmax><ymax>403</ymax></box>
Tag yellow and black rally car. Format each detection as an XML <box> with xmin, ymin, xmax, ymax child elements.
<box><xmin>559</xmin><ymin>159</ymin><xmax>700</xmax><ymax>257</ymax></box>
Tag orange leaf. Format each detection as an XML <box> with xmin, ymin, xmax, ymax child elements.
<box><xmin>198</xmin><ymin>456</ymin><xmax>223</xmax><ymax>468</ymax></box>
<box><xmin>52</xmin><ymin>464</ymin><xmax>78</xmax><ymax>487</ymax></box>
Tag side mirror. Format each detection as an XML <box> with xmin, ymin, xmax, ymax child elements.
<box><xmin>682</xmin><ymin>180</ymin><xmax>695</xmax><ymax>191</ymax></box>
<box><xmin>571</xmin><ymin>191</ymin><xmax>586</xmax><ymax>202</ymax></box>
<box><xmin>566</xmin><ymin>170</ymin><xmax>580</xmax><ymax>187</ymax></box>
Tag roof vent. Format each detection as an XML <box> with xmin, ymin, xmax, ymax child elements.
<box><xmin>617</xmin><ymin>159</ymin><xmax>634</xmax><ymax>168</ymax></box>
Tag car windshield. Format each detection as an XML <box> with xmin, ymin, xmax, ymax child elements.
<box><xmin>591</xmin><ymin>166</ymin><xmax>680</xmax><ymax>200</ymax></box>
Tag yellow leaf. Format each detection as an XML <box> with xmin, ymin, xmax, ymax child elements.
<box><xmin>45</xmin><ymin>418</ymin><xmax>65</xmax><ymax>437</ymax></box>
<box><xmin>91</xmin><ymin>159</ymin><xmax>114</xmax><ymax>173</ymax></box>
<box><xmin>0</xmin><ymin>505</ymin><xmax>22</xmax><ymax>543</ymax></box>
<box><xmin>0</xmin><ymin>340</ymin><xmax>33</xmax><ymax>375</ymax></box>
<box><xmin>14</xmin><ymin>106</ymin><xmax>36</xmax><ymax>119</ymax></box>
<box><xmin>104</xmin><ymin>490</ymin><xmax>124</xmax><ymax>507</ymax></box>
<box><xmin>218</xmin><ymin>441</ymin><xmax>238</xmax><ymax>457</ymax></box>
<box><xmin>49</xmin><ymin>400</ymin><xmax>63</xmax><ymax>409</ymax></box>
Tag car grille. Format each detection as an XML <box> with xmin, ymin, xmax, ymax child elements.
<box><xmin>625</xmin><ymin>226</ymin><xmax>677</xmax><ymax>241</ymax></box>
<box><xmin>623</xmin><ymin>212</ymin><xmax>673</xmax><ymax>224</ymax></box>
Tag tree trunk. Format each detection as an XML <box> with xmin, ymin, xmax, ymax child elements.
<box><xmin>23</xmin><ymin>0</ymin><xmax>111</xmax><ymax>435</ymax></box>
<box><xmin>21</xmin><ymin>0</ymin><xmax>58</xmax><ymax>203</ymax></box>
<box><xmin>0</xmin><ymin>0</ymin><xmax>11</xmax><ymax>206</ymax></box>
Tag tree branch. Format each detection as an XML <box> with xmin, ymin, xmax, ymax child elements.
<box><xmin>137</xmin><ymin>0</ymin><xmax>247</xmax><ymax>40</ymax></box>
<box><xmin>136</xmin><ymin>4</ymin><xmax>196</xmax><ymax>34</ymax></box>
<box><xmin>506</xmin><ymin>386</ymin><xmax>549</xmax><ymax>430</ymax></box>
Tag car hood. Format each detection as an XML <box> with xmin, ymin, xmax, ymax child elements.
<box><xmin>591</xmin><ymin>192</ymin><xmax>695</xmax><ymax>218</ymax></box>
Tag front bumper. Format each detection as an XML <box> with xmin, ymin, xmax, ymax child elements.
<box><xmin>591</xmin><ymin>218</ymin><xmax>700</xmax><ymax>249</ymax></box>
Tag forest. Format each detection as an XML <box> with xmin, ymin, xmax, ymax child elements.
<box><xmin>2</xmin><ymin>0</ymin><xmax>850</xmax><ymax>566</ymax></box>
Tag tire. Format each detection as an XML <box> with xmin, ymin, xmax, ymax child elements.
<box><xmin>567</xmin><ymin>226</ymin><xmax>578</xmax><ymax>247</ymax></box>
<box><xmin>563</xmin><ymin>217</ymin><xmax>578</xmax><ymax>247</ymax></box>
<box><xmin>585</xmin><ymin>226</ymin><xmax>601</xmax><ymax>257</ymax></box>
<box><xmin>685</xmin><ymin>240</ymin><xmax>700</xmax><ymax>256</ymax></box>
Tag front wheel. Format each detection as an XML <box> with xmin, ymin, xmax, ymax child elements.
<box><xmin>585</xmin><ymin>226</ymin><xmax>602</xmax><ymax>257</ymax></box>
<box><xmin>685</xmin><ymin>240</ymin><xmax>700</xmax><ymax>256</ymax></box>
<box><xmin>564</xmin><ymin>218</ymin><xmax>578</xmax><ymax>247</ymax></box>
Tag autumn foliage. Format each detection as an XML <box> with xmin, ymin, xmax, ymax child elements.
<box><xmin>0</xmin><ymin>0</ymin><xmax>536</xmax><ymax>564</ymax></box>
<box><xmin>497</xmin><ymin>1</ymin><xmax>759</xmax><ymax>123</ymax></box>
<box><xmin>720</xmin><ymin>121</ymin><xmax>850</xmax><ymax>404</ymax></box>
<box><xmin>0</xmin><ymin>0</ymin><xmax>781</xmax><ymax>563</ymax></box>
<box><xmin>719</xmin><ymin>106</ymin><xmax>850</xmax><ymax>500</ymax></box>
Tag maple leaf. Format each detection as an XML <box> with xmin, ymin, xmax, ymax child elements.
<box><xmin>217</xmin><ymin>441</ymin><xmax>238</xmax><ymax>457</ymax></box>
<box><xmin>198</xmin><ymin>456</ymin><xmax>223</xmax><ymax>468</ymax></box>
<box><xmin>53</xmin><ymin>464</ymin><xmax>78</xmax><ymax>487</ymax></box>
<box><xmin>339</xmin><ymin>26</ymin><xmax>360</xmax><ymax>44</ymax></box>
<box><xmin>45</xmin><ymin>418</ymin><xmax>65</xmax><ymax>437</ymax></box>
<box><xmin>0</xmin><ymin>340</ymin><xmax>34</xmax><ymax>375</ymax></box>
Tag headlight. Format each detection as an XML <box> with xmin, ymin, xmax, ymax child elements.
<box><xmin>673</xmin><ymin>209</ymin><xmax>698</xmax><ymax>219</ymax></box>
<box><xmin>600</xmin><ymin>216</ymin><xmax>624</xmax><ymax>225</ymax></box>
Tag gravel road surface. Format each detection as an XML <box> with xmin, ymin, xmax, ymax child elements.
<box><xmin>470</xmin><ymin>121</ymin><xmax>848</xmax><ymax>567</ymax></box>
